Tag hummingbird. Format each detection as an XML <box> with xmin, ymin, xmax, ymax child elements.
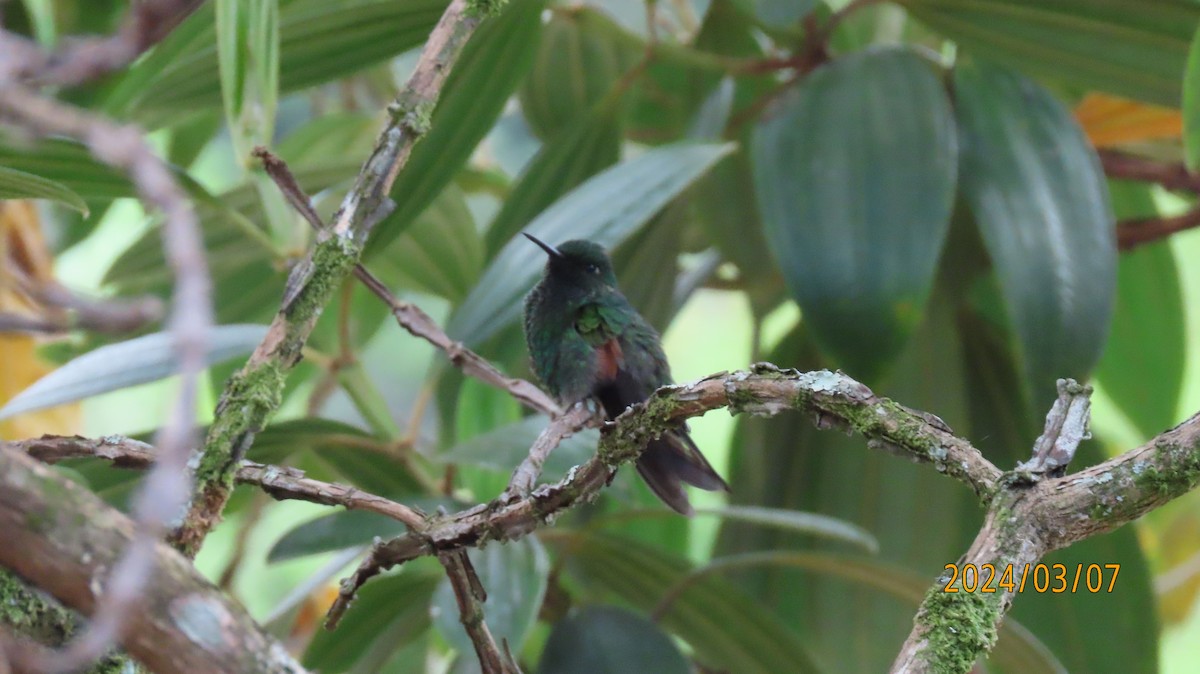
<box><xmin>522</xmin><ymin>234</ymin><xmax>729</xmax><ymax>514</ymax></box>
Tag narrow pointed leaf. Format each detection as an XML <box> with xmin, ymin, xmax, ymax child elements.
<box><xmin>0</xmin><ymin>166</ymin><xmax>88</xmax><ymax>214</ymax></box>
<box><xmin>0</xmin><ymin>324</ymin><xmax>268</xmax><ymax>419</ymax></box>
<box><xmin>906</xmin><ymin>0</ymin><xmax>1198</xmax><ymax>107</ymax></box>
<box><xmin>752</xmin><ymin>47</ymin><xmax>956</xmax><ymax>382</ymax></box>
<box><xmin>537</xmin><ymin>606</ymin><xmax>690</xmax><ymax>674</ymax></box>
<box><xmin>448</xmin><ymin>141</ymin><xmax>734</xmax><ymax>346</ymax></box>
<box><xmin>364</xmin><ymin>0</ymin><xmax>545</xmax><ymax>256</ymax></box>
<box><xmin>955</xmin><ymin>59</ymin><xmax>1116</xmax><ymax>406</ymax></box>
<box><xmin>371</xmin><ymin>185</ymin><xmax>483</xmax><ymax>302</ymax></box>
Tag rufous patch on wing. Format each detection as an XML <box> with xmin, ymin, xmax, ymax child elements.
<box><xmin>595</xmin><ymin>337</ymin><xmax>624</xmax><ymax>382</ymax></box>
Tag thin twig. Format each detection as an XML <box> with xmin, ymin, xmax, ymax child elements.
<box><xmin>1118</xmin><ymin>207</ymin><xmax>1200</xmax><ymax>251</ymax></box>
<box><xmin>504</xmin><ymin>403</ymin><xmax>597</xmax><ymax>497</ymax></box>
<box><xmin>253</xmin><ymin>146</ymin><xmax>561</xmax><ymax>417</ymax></box>
<box><xmin>0</xmin><ymin>82</ymin><xmax>212</xmax><ymax>674</ymax></box>
<box><xmin>1099</xmin><ymin>149</ymin><xmax>1200</xmax><ymax>194</ymax></box>
<box><xmin>438</xmin><ymin>550</ymin><xmax>513</xmax><ymax>674</ymax></box>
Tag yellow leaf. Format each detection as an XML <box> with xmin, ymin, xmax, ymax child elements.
<box><xmin>1075</xmin><ymin>93</ymin><xmax>1183</xmax><ymax>148</ymax></box>
<box><xmin>0</xmin><ymin>200</ymin><xmax>80</xmax><ymax>439</ymax></box>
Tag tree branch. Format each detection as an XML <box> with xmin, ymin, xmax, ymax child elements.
<box><xmin>326</xmin><ymin>366</ymin><xmax>1002</xmax><ymax>626</ymax></box>
<box><xmin>891</xmin><ymin>384</ymin><xmax>1200</xmax><ymax>673</ymax></box>
<box><xmin>171</xmin><ymin>0</ymin><xmax>506</xmax><ymax>557</ymax></box>
<box><xmin>438</xmin><ymin>551</ymin><xmax>515</xmax><ymax>674</ymax></box>
<box><xmin>0</xmin><ymin>447</ymin><xmax>308</xmax><ymax>674</ymax></box>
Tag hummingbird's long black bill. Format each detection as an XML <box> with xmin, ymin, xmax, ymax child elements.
<box><xmin>522</xmin><ymin>232</ymin><xmax>562</xmax><ymax>259</ymax></box>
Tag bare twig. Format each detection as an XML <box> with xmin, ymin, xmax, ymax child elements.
<box><xmin>253</xmin><ymin>145</ymin><xmax>561</xmax><ymax>417</ymax></box>
<box><xmin>0</xmin><ymin>0</ymin><xmax>203</xmax><ymax>86</ymax></box>
<box><xmin>0</xmin><ymin>447</ymin><xmax>308</xmax><ymax>674</ymax></box>
<box><xmin>0</xmin><ymin>81</ymin><xmax>212</xmax><ymax>673</ymax></box>
<box><xmin>504</xmin><ymin>403</ymin><xmax>597</xmax><ymax>497</ymax></box>
<box><xmin>1118</xmin><ymin>206</ymin><xmax>1200</xmax><ymax>251</ymax></box>
<box><xmin>326</xmin><ymin>366</ymin><xmax>1002</xmax><ymax>625</ymax></box>
<box><xmin>1098</xmin><ymin>149</ymin><xmax>1200</xmax><ymax>194</ymax></box>
<box><xmin>1018</xmin><ymin>379</ymin><xmax>1092</xmax><ymax>474</ymax></box>
<box><xmin>438</xmin><ymin>550</ymin><xmax>514</xmax><ymax>674</ymax></box>
<box><xmin>10</xmin><ymin>436</ymin><xmax>427</xmax><ymax>531</ymax></box>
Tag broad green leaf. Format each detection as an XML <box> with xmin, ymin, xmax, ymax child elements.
<box><xmin>448</xmin><ymin>141</ymin><xmax>735</xmax><ymax>346</ymax></box>
<box><xmin>364</xmin><ymin>0</ymin><xmax>545</xmax><ymax>257</ymax></box>
<box><xmin>437</xmin><ymin>416</ymin><xmax>598</xmax><ymax>482</ymax></box>
<box><xmin>744</xmin><ymin>0</ymin><xmax>817</xmax><ymax>27</ymax></box>
<box><xmin>0</xmin><ymin>136</ymin><xmax>131</xmax><ymax>203</ymax></box>
<box><xmin>537</xmin><ymin>606</ymin><xmax>690</xmax><ymax>674</ymax></box>
<box><xmin>554</xmin><ymin>531</ymin><xmax>820</xmax><ymax>674</ymax></box>
<box><xmin>752</xmin><ymin>47</ymin><xmax>956</xmax><ymax>383</ymax></box>
<box><xmin>1094</xmin><ymin>181</ymin><xmax>1185</xmax><ymax>437</ymax></box>
<box><xmin>485</xmin><ymin>103</ymin><xmax>622</xmax><ymax>257</ymax></box>
<box><xmin>517</xmin><ymin>7</ymin><xmax>640</xmax><ymax>141</ymax></box>
<box><xmin>0</xmin><ymin>324</ymin><xmax>268</xmax><ymax>420</ymax></box>
<box><xmin>106</xmin><ymin>0</ymin><xmax>447</xmax><ymax>124</ymax></box>
<box><xmin>247</xmin><ymin>417</ymin><xmax>378</xmax><ymax>465</ymax></box>
<box><xmin>904</xmin><ymin>0</ymin><xmax>1198</xmax><ymax>107</ymax></box>
<box><xmin>955</xmin><ymin>59</ymin><xmax>1116</xmax><ymax>408</ymax></box>
<box><xmin>1185</xmin><ymin>23</ymin><xmax>1200</xmax><ymax>171</ymax></box>
<box><xmin>269</xmin><ymin>511</ymin><xmax>406</xmax><ymax>562</ymax></box>
<box><xmin>958</xmin><ymin>309</ymin><xmax>1159</xmax><ymax>674</ymax></box>
<box><xmin>0</xmin><ymin>166</ymin><xmax>88</xmax><ymax>214</ymax></box>
<box><xmin>304</xmin><ymin>569</ymin><xmax>440</xmax><ymax>673</ymax></box>
<box><xmin>431</xmin><ymin>538</ymin><xmax>549</xmax><ymax>658</ymax></box>
<box><xmin>371</xmin><ymin>186</ymin><xmax>483</xmax><ymax>302</ymax></box>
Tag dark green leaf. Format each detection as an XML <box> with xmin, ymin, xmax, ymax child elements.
<box><xmin>517</xmin><ymin>7</ymin><xmax>641</xmax><ymax>141</ymax></box>
<box><xmin>0</xmin><ymin>166</ymin><xmax>89</xmax><ymax>214</ymax></box>
<box><xmin>1185</xmin><ymin>23</ymin><xmax>1200</xmax><ymax>174</ymax></box>
<box><xmin>269</xmin><ymin>511</ymin><xmax>405</xmax><ymax>562</ymax></box>
<box><xmin>364</xmin><ymin>0</ymin><xmax>546</xmax><ymax>256</ymax></box>
<box><xmin>537</xmin><ymin>606</ymin><xmax>690</xmax><ymax>674</ymax></box>
<box><xmin>437</xmin><ymin>416</ymin><xmax>598</xmax><ymax>482</ymax></box>
<box><xmin>906</xmin><ymin>0</ymin><xmax>1198</xmax><ymax>107</ymax></box>
<box><xmin>0</xmin><ymin>136</ymin><xmax>131</xmax><ymax>204</ymax></box>
<box><xmin>1094</xmin><ymin>181</ymin><xmax>1185</xmax><ymax>437</ymax></box>
<box><xmin>0</xmin><ymin>324</ymin><xmax>268</xmax><ymax>420</ymax></box>
<box><xmin>303</xmin><ymin>570</ymin><xmax>440</xmax><ymax>672</ymax></box>
<box><xmin>371</xmin><ymin>185</ymin><xmax>483</xmax><ymax>302</ymax></box>
<box><xmin>431</xmin><ymin>538</ymin><xmax>550</xmax><ymax>657</ymax></box>
<box><xmin>955</xmin><ymin>59</ymin><xmax>1116</xmax><ymax>408</ymax></box>
<box><xmin>556</xmin><ymin>531</ymin><xmax>820</xmax><ymax>674</ymax></box>
<box><xmin>107</xmin><ymin>0</ymin><xmax>447</xmax><ymax>124</ymax></box>
<box><xmin>485</xmin><ymin>104</ymin><xmax>622</xmax><ymax>257</ymax></box>
<box><xmin>448</xmin><ymin>141</ymin><xmax>734</xmax><ymax>346</ymax></box>
<box><xmin>752</xmin><ymin>47</ymin><xmax>956</xmax><ymax>383</ymax></box>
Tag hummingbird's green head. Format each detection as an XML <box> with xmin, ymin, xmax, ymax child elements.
<box><xmin>524</xmin><ymin>234</ymin><xmax>618</xmax><ymax>291</ymax></box>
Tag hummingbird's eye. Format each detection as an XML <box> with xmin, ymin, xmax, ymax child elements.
<box><xmin>587</xmin><ymin>264</ymin><xmax>600</xmax><ymax>274</ymax></box>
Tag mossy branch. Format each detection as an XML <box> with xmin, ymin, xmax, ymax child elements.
<box><xmin>171</xmin><ymin>0</ymin><xmax>506</xmax><ymax>556</ymax></box>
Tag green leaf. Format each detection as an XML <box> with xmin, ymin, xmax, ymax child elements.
<box><xmin>0</xmin><ymin>324</ymin><xmax>268</xmax><ymax>420</ymax></box>
<box><xmin>106</xmin><ymin>0</ymin><xmax>448</xmax><ymax>125</ymax></box>
<box><xmin>1094</xmin><ymin>181</ymin><xmax>1185</xmax><ymax>437</ymax></box>
<box><xmin>304</xmin><ymin>569</ymin><xmax>440</xmax><ymax>673</ymax></box>
<box><xmin>554</xmin><ymin>531</ymin><xmax>820</xmax><ymax>674</ymax></box>
<box><xmin>752</xmin><ymin>47</ymin><xmax>957</xmax><ymax>383</ymax></box>
<box><xmin>485</xmin><ymin>103</ymin><xmax>622</xmax><ymax>257</ymax></box>
<box><xmin>215</xmin><ymin>0</ymin><xmax>280</xmax><ymax>163</ymax></box>
<box><xmin>517</xmin><ymin>7</ymin><xmax>641</xmax><ymax>141</ymax></box>
<box><xmin>1185</xmin><ymin>23</ymin><xmax>1200</xmax><ymax>171</ymax></box>
<box><xmin>744</xmin><ymin>0</ymin><xmax>817</xmax><ymax>27</ymax></box>
<box><xmin>431</xmin><ymin>538</ymin><xmax>550</xmax><ymax>658</ymax></box>
<box><xmin>448</xmin><ymin>141</ymin><xmax>735</xmax><ymax>346</ymax></box>
<box><xmin>269</xmin><ymin>511</ymin><xmax>405</xmax><ymax>562</ymax></box>
<box><xmin>437</xmin><ymin>416</ymin><xmax>598</xmax><ymax>482</ymax></box>
<box><xmin>904</xmin><ymin>0</ymin><xmax>1198</xmax><ymax>107</ymax></box>
<box><xmin>954</xmin><ymin>59</ymin><xmax>1116</xmax><ymax>408</ymax></box>
<box><xmin>0</xmin><ymin>166</ymin><xmax>88</xmax><ymax>214</ymax></box>
<box><xmin>371</xmin><ymin>185</ymin><xmax>483</xmax><ymax>302</ymax></box>
<box><xmin>364</xmin><ymin>0</ymin><xmax>546</xmax><ymax>257</ymax></box>
<box><xmin>0</xmin><ymin>136</ymin><xmax>131</xmax><ymax>203</ymax></box>
<box><xmin>537</xmin><ymin>606</ymin><xmax>690</xmax><ymax>674</ymax></box>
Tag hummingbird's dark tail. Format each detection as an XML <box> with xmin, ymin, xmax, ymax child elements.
<box><xmin>635</xmin><ymin>429</ymin><xmax>730</xmax><ymax>515</ymax></box>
